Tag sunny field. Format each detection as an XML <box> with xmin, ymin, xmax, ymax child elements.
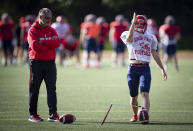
<box><xmin>0</xmin><ymin>56</ymin><xmax>193</xmax><ymax>131</ymax></box>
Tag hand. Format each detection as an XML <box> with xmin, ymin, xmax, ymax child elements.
<box><xmin>51</xmin><ymin>36</ymin><xmax>57</xmax><ymax>40</ymax></box>
<box><xmin>161</xmin><ymin>69</ymin><xmax>167</xmax><ymax>81</ymax></box>
<box><xmin>132</xmin><ymin>12</ymin><xmax>137</xmax><ymax>24</ymax></box>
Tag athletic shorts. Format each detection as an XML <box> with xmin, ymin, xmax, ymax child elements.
<box><xmin>112</xmin><ymin>41</ymin><xmax>125</xmax><ymax>53</ymax></box>
<box><xmin>127</xmin><ymin>64</ymin><xmax>151</xmax><ymax>97</ymax></box>
<box><xmin>163</xmin><ymin>44</ymin><xmax>177</xmax><ymax>56</ymax></box>
<box><xmin>84</xmin><ymin>38</ymin><xmax>97</xmax><ymax>53</ymax></box>
<box><xmin>2</xmin><ymin>40</ymin><xmax>14</xmax><ymax>54</ymax></box>
<box><xmin>96</xmin><ymin>43</ymin><xmax>104</xmax><ymax>53</ymax></box>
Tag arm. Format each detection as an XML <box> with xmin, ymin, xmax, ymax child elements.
<box><xmin>126</xmin><ymin>12</ymin><xmax>137</xmax><ymax>43</ymax></box>
<box><xmin>109</xmin><ymin>28</ymin><xmax>114</xmax><ymax>42</ymax></box>
<box><xmin>28</xmin><ymin>29</ymin><xmax>49</xmax><ymax>52</ymax></box>
<box><xmin>41</xmin><ymin>29</ymin><xmax>60</xmax><ymax>49</ymax></box>
<box><xmin>175</xmin><ymin>32</ymin><xmax>181</xmax><ymax>41</ymax></box>
<box><xmin>151</xmin><ymin>49</ymin><xmax>167</xmax><ymax>81</ymax></box>
<box><xmin>79</xmin><ymin>28</ymin><xmax>87</xmax><ymax>45</ymax></box>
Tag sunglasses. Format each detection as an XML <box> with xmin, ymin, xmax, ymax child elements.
<box><xmin>40</xmin><ymin>15</ymin><xmax>52</xmax><ymax>20</ymax></box>
<box><xmin>44</xmin><ymin>16</ymin><xmax>52</xmax><ymax>20</ymax></box>
<box><xmin>135</xmin><ymin>23</ymin><xmax>146</xmax><ymax>26</ymax></box>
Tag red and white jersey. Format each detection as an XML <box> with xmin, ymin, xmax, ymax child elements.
<box><xmin>110</xmin><ymin>21</ymin><xmax>128</xmax><ymax>42</ymax></box>
<box><xmin>51</xmin><ymin>22</ymin><xmax>70</xmax><ymax>39</ymax></box>
<box><xmin>159</xmin><ymin>24</ymin><xmax>180</xmax><ymax>45</ymax></box>
<box><xmin>121</xmin><ymin>31</ymin><xmax>157</xmax><ymax>63</ymax></box>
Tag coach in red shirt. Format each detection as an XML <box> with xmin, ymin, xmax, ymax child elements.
<box><xmin>27</xmin><ymin>8</ymin><xmax>60</xmax><ymax>122</ymax></box>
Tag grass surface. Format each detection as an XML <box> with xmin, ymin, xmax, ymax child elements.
<box><xmin>0</xmin><ymin>58</ymin><xmax>193</xmax><ymax>131</ymax></box>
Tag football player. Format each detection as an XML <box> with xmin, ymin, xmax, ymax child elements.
<box><xmin>121</xmin><ymin>12</ymin><xmax>167</xmax><ymax>123</ymax></box>
<box><xmin>159</xmin><ymin>15</ymin><xmax>181</xmax><ymax>72</ymax></box>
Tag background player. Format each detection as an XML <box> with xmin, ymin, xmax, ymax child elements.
<box><xmin>96</xmin><ymin>16</ymin><xmax>109</xmax><ymax>68</ymax></box>
<box><xmin>159</xmin><ymin>15</ymin><xmax>181</xmax><ymax>72</ymax></box>
<box><xmin>51</xmin><ymin>15</ymin><xmax>71</xmax><ymax>66</ymax></box>
<box><xmin>62</xmin><ymin>33</ymin><xmax>81</xmax><ymax>67</ymax></box>
<box><xmin>109</xmin><ymin>15</ymin><xmax>128</xmax><ymax>67</ymax></box>
<box><xmin>80</xmin><ymin>14</ymin><xmax>100</xmax><ymax>68</ymax></box>
<box><xmin>0</xmin><ymin>13</ymin><xmax>15</xmax><ymax>66</ymax></box>
<box><xmin>147</xmin><ymin>18</ymin><xmax>160</xmax><ymax>53</ymax></box>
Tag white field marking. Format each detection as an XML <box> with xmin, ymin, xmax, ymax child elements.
<box><xmin>1</xmin><ymin>110</ymin><xmax>193</xmax><ymax>114</ymax></box>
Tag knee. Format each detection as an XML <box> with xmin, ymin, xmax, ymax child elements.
<box><xmin>141</xmin><ymin>92</ymin><xmax>149</xmax><ymax>98</ymax></box>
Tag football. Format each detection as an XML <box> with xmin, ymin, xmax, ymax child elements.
<box><xmin>59</xmin><ymin>114</ymin><xmax>76</xmax><ymax>124</ymax></box>
<box><xmin>137</xmin><ymin>107</ymin><xmax>149</xmax><ymax>124</ymax></box>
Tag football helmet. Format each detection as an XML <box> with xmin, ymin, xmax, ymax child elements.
<box><xmin>134</xmin><ymin>15</ymin><xmax>147</xmax><ymax>34</ymax></box>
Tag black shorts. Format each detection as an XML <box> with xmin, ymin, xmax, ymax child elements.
<box><xmin>2</xmin><ymin>40</ymin><xmax>14</xmax><ymax>54</ymax></box>
<box><xmin>163</xmin><ymin>44</ymin><xmax>177</xmax><ymax>56</ymax></box>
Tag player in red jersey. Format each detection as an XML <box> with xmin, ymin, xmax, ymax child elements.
<box><xmin>20</xmin><ymin>15</ymin><xmax>35</xmax><ymax>65</ymax></box>
<box><xmin>0</xmin><ymin>13</ymin><xmax>15</xmax><ymax>66</ymax></box>
<box><xmin>109</xmin><ymin>15</ymin><xmax>128</xmax><ymax>67</ymax></box>
<box><xmin>96</xmin><ymin>16</ymin><xmax>109</xmax><ymax>67</ymax></box>
<box><xmin>14</xmin><ymin>17</ymin><xmax>25</xmax><ymax>64</ymax></box>
<box><xmin>159</xmin><ymin>15</ymin><xmax>181</xmax><ymax>71</ymax></box>
<box><xmin>62</xmin><ymin>33</ymin><xmax>80</xmax><ymax>66</ymax></box>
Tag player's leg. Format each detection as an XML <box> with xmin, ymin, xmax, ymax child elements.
<box><xmin>58</xmin><ymin>45</ymin><xmax>64</xmax><ymax>66</ymax></box>
<box><xmin>111</xmin><ymin>41</ymin><xmax>118</xmax><ymax>67</ymax></box>
<box><xmin>127</xmin><ymin>65</ymin><xmax>139</xmax><ymax>122</ymax></box>
<box><xmin>141</xmin><ymin>92</ymin><xmax>150</xmax><ymax>112</ymax></box>
<box><xmin>130</xmin><ymin>96</ymin><xmax>138</xmax><ymax>116</ymax></box>
<box><xmin>172</xmin><ymin>45</ymin><xmax>179</xmax><ymax>72</ymax></box>
<box><xmin>173</xmin><ymin>53</ymin><xmax>179</xmax><ymax>71</ymax></box>
<box><xmin>83</xmin><ymin>38</ymin><xmax>91</xmax><ymax>68</ymax></box>
<box><xmin>97</xmin><ymin>43</ymin><xmax>104</xmax><ymax>65</ymax></box>
<box><xmin>1</xmin><ymin>40</ymin><xmax>8</xmax><ymax>66</ymax></box>
<box><xmin>29</xmin><ymin>60</ymin><xmax>43</xmax><ymax>122</ymax></box>
<box><xmin>92</xmin><ymin>39</ymin><xmax>100</xmax><ymax>68</ymax></box>
<box><xmin>43</xmin><ymin>61</ymin><xmax>59</xmax><ymax>121</ymax></box>
<box><xmin>119</xmin><ymin>42</ymin><xmax>126</xmax><ymax>67</ymax></box>
<box><xmin>74</xmin><ymin>48</ymin><xmax>81</xmax><ymax>65</ymax></box>
<box><xmin>162</xmin><ymin>45</ymin><xmax>169</xmax><ymax>71</ymax></box>
<box><xmin>23</xmin><ymin>41</ymin><xmax>29</xmax><ymax>65</ymax></box>
<box><xmin>139</xmin><ymin>64</ymin><xmax>151</xmax><ymax>112</ymax></box>
<box><xmin>43</xmin><ymin>61</ymin><xmax>57</xmax><ymax>115</ymax></box>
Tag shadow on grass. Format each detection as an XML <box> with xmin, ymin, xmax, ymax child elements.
<box><xmin>148</xmin><ymin>121</ymin><xmax>193</xmax><ymax>126</ymax></box>
<box><xmin>84</xmin><ymin>121</ymin><xmax>193</xmax><ymax>126</ymax></box>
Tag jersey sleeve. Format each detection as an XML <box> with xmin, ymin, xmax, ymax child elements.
<box><xmin>120</xmin><ymin>31</ymin><xmax>129</xmax><ymax>45</ymax></box>
<box><xmin>151</xmin><ymin>34</ymin><xmax>158</xmax><ymax>50</ymax></box>
<box><xmin>27</xmin><ymin>28</ymin><xmax>49</xmax><ymax>52</ymax></box>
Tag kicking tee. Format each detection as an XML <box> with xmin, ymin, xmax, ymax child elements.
<box><xmin>121</xmin><ymin>31</ymin><xmax>157</xmax><ymax>63</ymax></box>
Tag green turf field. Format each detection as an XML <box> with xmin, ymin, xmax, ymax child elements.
<box><xmin>0</xmin><ymin>58</ymin><xmax>193</xmax><ymax>131</ymax></box>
